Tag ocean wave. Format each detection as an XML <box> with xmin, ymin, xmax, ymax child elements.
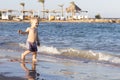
<box><xmin>19</xmin><ymin>43</ymin><xmax>120</xmax><ymax>64</ymax></box>
<box><xmin>60</xmin><ymin>49</ymin><xmax>120</xmax><ymax>64</ymax></box>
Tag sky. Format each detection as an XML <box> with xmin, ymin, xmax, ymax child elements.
<box><xmin>0</xmin><ymin>0</ymin><xmax>119</xmax><ymax>18</ymax></box>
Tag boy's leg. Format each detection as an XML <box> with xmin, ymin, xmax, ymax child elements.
<box><xmin>21</xmin><ymin>50</ymin><xmax>31</xmax><ymax>62</ymax></box>
<box><xmin>32</xmin><ymin>51</ymin><xmax>37</xmax><ymax>62</ymax></box>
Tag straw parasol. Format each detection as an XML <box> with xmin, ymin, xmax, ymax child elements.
<box><xmin>66</xmin><ymin>1</ymin><xmax>81</xmax><ymax>16</ymax></box>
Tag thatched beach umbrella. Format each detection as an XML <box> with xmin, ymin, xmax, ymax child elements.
<box><xmin>20</xmin><ymin>2</ymin><xmax>25</xmax><ymax>10</ymax></box>
<box><xmin>66</xmin><ymin>1</ymin><xmax>81</xmax><ymax>17</ymax></box>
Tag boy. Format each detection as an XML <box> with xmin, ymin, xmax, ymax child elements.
<box><xmin>18</xmin><ymin>17</ymin><xmax>40</xmax><ymax>62</ymax></box>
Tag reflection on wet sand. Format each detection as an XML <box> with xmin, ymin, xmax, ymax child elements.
<box><xmin>20</xmin><ymin>62</ymin><xmax>40</xmax><ymax>80</ymax></box>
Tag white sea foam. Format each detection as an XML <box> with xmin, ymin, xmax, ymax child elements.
<box><xmin>60</xmin><ymin>48</ymin><xmax>80</xmax><ymax>54</ymax></box>
<box><xmin>38</xmin><ymin>46</ymin><xmax>61</xmax><ymax>54</ymax></box>
<box><xmin>19</xmin><ymin>43</ymin><xmax>26</xmax><ymax>48</ymax></box>
<box><xmin>98</xmin><ymin>52</ymin><xmax>120</xmax><ymax>63</ymax></box>
<box><xmin>86</xmin><ymin>50</ymin><xmax>120</xmax><ymax>64</ymax></box>
<box><xmin>89</xmin><ymin>50</ymin><xmax>97</xmax><ymax>56</ymax></box>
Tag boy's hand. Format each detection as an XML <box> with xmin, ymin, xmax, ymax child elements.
<box><xmin>18</xmin><ymin>30</ymin><xmax>22</xmax><ymax>34</ymax></box>
<box><xmin>37</xmin><ymin>42</ymin><xmax>40</xmax><ymax>46</ymax></box>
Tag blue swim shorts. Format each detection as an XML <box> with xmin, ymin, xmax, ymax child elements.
<box><xmin>26</xmin><ymin>41</ymin><xmax>37</xmax><ymax>52</ymax></box>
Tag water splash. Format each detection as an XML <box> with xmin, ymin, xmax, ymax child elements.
<box><xmin>38</xmin><ymin>46</ymin><xmax>60</xmax><ymax>54</ymax></box>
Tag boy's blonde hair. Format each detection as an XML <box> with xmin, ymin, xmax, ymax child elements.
<box><xmin>30</xmin><ymin>17</ymin><xmax>39</xmax><ymax>23</ymax></box>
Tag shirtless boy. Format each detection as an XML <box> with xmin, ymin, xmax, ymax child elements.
<box><xmin>18</xmin><ymin>18</ymin><xmax>40</xmax><ymax>62</ymax></box>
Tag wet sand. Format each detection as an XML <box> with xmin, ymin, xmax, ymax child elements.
<box><xmin>0</xmin><ymin>50</ymin><xmax>120</xmax><ymax>80</ymax></box>
<box><xmin>0</xmin><ymin>75</ymin><xmax>25</xmax><ymax>80</ymax></box>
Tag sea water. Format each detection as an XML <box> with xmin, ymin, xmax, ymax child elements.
<box><xmin>1</xmin><ymin>22</ymin><xmax>120</xmax><ymax>62</ymax></box>
<box><xmin>0</xmin><ymin>22</ymin><xmax>120</xmax><ymax>79</ymax></box>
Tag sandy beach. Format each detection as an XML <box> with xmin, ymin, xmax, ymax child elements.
<box><xmin>0</xmin><ymin>18</ymin><xmax>120</xmax><ymax>23</ymax></box>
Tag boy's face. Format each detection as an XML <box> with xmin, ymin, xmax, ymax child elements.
<box><xmin>31</xmin><ymin>19</ymin><xmax>39</xmax><ymax>27</ymax></box>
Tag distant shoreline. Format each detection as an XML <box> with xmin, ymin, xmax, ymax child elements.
<box><xmin>40</xmin><ymin>18</ymin><xmax>120</xmax><ymax>23</ymax></box>
<box><xmin>0</xmin><ymin>18</ymin><xmax>120</xmax><ymax>23</ymax></box>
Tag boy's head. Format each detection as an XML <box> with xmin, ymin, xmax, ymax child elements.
<box><xmin>30</xmin><ymin>17</ymin><xmax>39</xmax><ymax>28</ymax></box>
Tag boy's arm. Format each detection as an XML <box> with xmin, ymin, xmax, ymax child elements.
<box><xmin>37</xmin><ymin>32</ymin><xmax>40</xmax><ymax>46</ymax></box>
<box><xmin>18</xmin><ymin>28</ymin><xmax>29</xmax><ymax>35</ymax></box>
